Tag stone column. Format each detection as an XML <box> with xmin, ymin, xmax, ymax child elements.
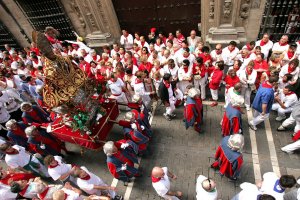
<box><xmin>61</xmin><ymin>0</ymin><xmax>121</xmax><ymax>48</ymax></box>
<box><xmin>201</xmin><ymin>0</ymin><xmax>266</xmax><ymax>47</ymax></box>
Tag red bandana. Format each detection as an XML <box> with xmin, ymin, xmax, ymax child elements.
<box><xmin>163</xmin><ymin>80</ymin><xmax>170</xmax><ymax>88</ymax></box>
<box><xmin>183</xmin><ymin>67</ymin><xmax>189</xmax><ymax>73</ymax></box>
<box><xmin>19</xmin><ymin>184</ymin><xmax>29</xmax><ymax>196</ymax></box>
<box><xmin>287</xmin><ymin>51</ymin><xmax>295</xmax><ymax>59</ymax></box>
<box><xmin>6</xmin><ymin>149</ymin><xmax>18</xmax><ymax>155</ymax></box>
<box><xmin>141</xmin><ymin>41</ymin><xmax>145</xmax><ymax>47</ymax></box>
<box><xmin>64</xmin><ymin>193</ymin><xmax>68</xmax><ymax>200</ymax></box>
<box><xmin>80</xmin><ymin>174</ymin><xmax>91</xmax><ymax>180</ymax></box>
<box><xmin>48</xmin><ymin>162</ymin><xmax>59</xmax><ymax>168</ymax></box>
<box><xmin>285</xmin><ymin>91</ymin><xmax>295</xmax><ymax>96</ymax></box>
<box><xmin>288</xmin><ymin>66</ymin><xmax>295</xmax><ymax>73</ymax></box>
<box><xmin>246</xmin><ymin>43</ymin><xmax>252</xmax><ymax>51</ymax></box>
<box><xmin>279</xmin><ymin>42</ymin><xmax>288</xmax><ymax>46</ymax></box>
<box><xmin>216</xmin><ymin>50</ymin><xmax>222</xmax><ymax>55</ymax></box>
<box><xmin>38</xmin><ymin>187</ymin><xmax>50</xmax><ymax>199</ymax></box>
<box><xmin>183</xmin><ymin>54</ymin><xmax>189</xmax><ymax>58</ymax></box>
<box><xmin>151</xmin><ymin>176</ymin><xmax>161</xmax><ymax>183</ymax></box>
<box><xmin>246</xmin><ymin>68</ymin><xmax>252</xmax><ymax>75</ymax></box>
<box><xmin>135</xmin><ymin>78</ymin><xmax>143</xmax><ymax>84</ymax></box>
<box><xmin>262</xmin><ymin>81</ymin><xmax>273</xmax><ymax>88</ymax></box>
<box><xmin>260</xmin><ymin>40</ymin><xmax>267</xmax><ymax>46</ymax></box>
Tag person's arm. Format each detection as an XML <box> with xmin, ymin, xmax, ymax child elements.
<box><xmin>58</xmin><ymin>166</ymin><xmax>76</xmax><ymax>181</ymax></box>
<box><xmin>167</xmin><ymin>170</ymin><xmax>176</xmax><ymax>180</ymax></box>
<box><xmin>64</xmin><ymin>182</ymin><xmax>82</xmax><ymax>195</ymax></box>
<box><xmin>93</xmin><ymin>185</ymin><xmax>116</xmax><ymax>191</ymax></box>
<box><xmin>261</xmin><ymin>103</ymin><xmax>268</xmax><ymax>115</ymax></box>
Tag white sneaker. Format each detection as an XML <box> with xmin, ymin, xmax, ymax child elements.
<box><xmin>281</xmin><ymin>147</ymin><xmax>293</xmax><ymax>154</ymax></box>
<box><xmin>248</xmin><ymin>121</ymin><xmax>257</xmax><ymax>131</ymax></box>
<box><xmin>276</xmin><ymin>116</ymin><xmax>286</xmax><ymax>121</ymax></box>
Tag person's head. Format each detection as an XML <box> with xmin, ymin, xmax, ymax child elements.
<box><xmin>255</xmin><ymin>46</ymin><xmax>262</xmax><ymax>55</ymax></box>
<box><xmin>112</xmin><ymin>43</ymin><xmax>119</xmax><ymax>51</ymax></box>
<box><xmin>233</xmin><ymin>60</ymin><xmax>242</xmax><ymax>71</ymax></box>
<box><xmin>279</xmin><ymin>175</ymin><xmax>296</xmax><ymax>188</ymax></box>
<box><xmin>215</xmin><ymin>61</ymin><xmax>224</xmax><ymax>70</ymax></box>
<box><xmin>182</xmin><ymin>47</ymin><xmax>190</xmax><ymax>57</ymax></box>
<box><xmin>20</xmin><ymin>102</ymin><xmax>32</xmax><ymax>112</ymax></box>
<box><xmin>5</xmin><ymin>119</ymin><xmax>18</xmax><ymax>130</ymax></box>
<box><xmin>288</xmin><ymin>58</ymin><xmax>299</xmax><ymax>69</ymax></box>
<box><xmin>283</xmin><ymin>85</ymin><xmax>294</xmax><ymax>95</ymax></box>
<box><xmin>256</xmin><ymin>53</ymin><xmax>264</xmax><ymax>62</ymax></box>
<box><xmin>262</xmin><ymin>33</ymin><xmax>270</xmax><ymax>42</ymax></box>
<box><xmin>167</xmin><ymin>40</ymin><xmax>173</xmax><ymax>48</ymax></box>
<box><xmin>228</xmin><ymin>69</ymin><xmax>236</xmax><ymax>77</ymax></box>
<box><xmin>196</xmin><ymin>57</ymin><xmax>203</xmax><ymax>65</ymax></box>
<box><xmin>125</xmin><ymin>67</ymin><xmax>133</xmax><ymax>76</ymax></box>
<box><xmin>90</xmin><ymin>61</ymin><xmax>97</xmax><ymax>68</ymax></box>
<box><xmin>228</xmin><ymin>134</ymin><xmax>244</xmax><ymax>152</ymax></box>
<box><xmin>4</xmin><ymin>44</ymin><xmax>11</xmax><ymax>51</ymax></box>
<box><xmin>201</xmin><ymin>178</ymin><xmax>217</xmax><ymax>193</ymax></box>
<box><xmin>124</xmin><ymin>111</ymin><xmax>135</xmax><ymax>123</ymax></box>
<box><xmin>182</xmin><ymin>59</ymin><xmax>190</xmax><ymax>68</ymax></box>
<box><xmin>268</xmin><ymin>75</ymin><xmax>279</xmax><ymax>85</ymax></box>
<box><xmin>10</xmin><ymin>180</ymin><xmax>28</xmax><ymax>193</ymax></box>
<box><xmin>78</xmin><ymin>57</ymin><xmax>85</xmax><ymax>64</ymax></box>
<box><xmin>73</xmin><ymin>168</ymin><xmax>89</xmax><ymax>179</ymax></box>
<box><xmin>228</xmin><ymin>41</ymin><xmax>237</xmax><ymax>51</ymax></box>
<box><xmin>163</xmin><ymin>73</ymin><xmax>172</xmax><ymax>82</ymax></box>
<box><xmin>288</xmin><ymin>43</ymin><xmax>297</xmax><ymax>53</ymax></box>
<box><xmin>270</xmin><ymin>53</ymin><xmax>281</xmax><ymax>63</ymax></box>
<box><xmin>234</xmin><ymin>82</ymin><xmax>242</xmax><ymax>94</ymax></box>
<box><xmin>142</xmin><ymin>47</ymin><xmax>149</xmax><ymax>54</ymax></box>
<box><xmin>279</xmin><ymin>35</ymin><xmax>289</xmax><ymax>44</ymax></box>
<box><xmin>44</xmin><ymin>155</ymin><xmax>57</xmax><ymax>167</ymax></box>
<box><xmin>168</xmin><ymin>59</ymin><xmax>175</xmax><ymax>69</ymax></box>
<box><xmin>202</xmin><ymin>46</ymin><xmax>210</xmax><ymax>55</ymax></box>
<box><xmin>215</xmin><ymin>44</ymin><xmax>222</xmax><ymax>53</ymax></box>
<box><xmin>190</xmin><ymin>30</ymin><xmax>196</xmax><ymax>38</ymax></box>
<box><xmin>241</xmin><ymin>48</ymin><xmax>250</xmax><ymax>57</ymax></box>
<box><xmin>187</xmin><ymin>88</ymin><xmax>200</xmax><ymax>98</ymax></box>
<box><xmin>134</xmin><ymin>32</ymin><xmax>140</xmax><ymax>39</ymax></box>
<box><xmin>163</xmin><ymin>49</ymin><xmax>171</xmax><ymax>58</ymax></box>
<box><xmin>103</xmin><ymin>141</ymin><xmax>118</xmax><ymax>156</ymax></box>
<box><xmin>140</xmin><ymin>36</ymin><xmax>146</xmax><ymax>42</ymax></box>
<box><xmin>258</xmin><ymin>194</ymin><xmax>275</xmax><ymax>200</ymax></box>
<box><xmin>25</xmin><ymin>126</ymin><xmax>39</xmax><ymax>137</ymax></box>
<box><xmin>282</xmin><ymin>73</ymin><xmax>293</xmax><ymax>83</ymax></box>
<box><xmin>119</xmin><ymin>46</ymin><xmax>125</xmax><ymax>54</ymax></box>
<box><xmin>181</xmin><ymin>40</ymin><xmax>188</xmax><ymax>48</ymax></box>
<box><xmin>52</xmin><ymin>190</ymin><xmax>67</xmax><ymax>200</ymax></box>
<box><xmin>122</xmin><ymin>29</ymin><xmax>129</xmax><ymax>36</ymax></box>
<box><xmin>151</xmin><ymin>166</ymin><xmax>164</xmax><ymax>178</ymax></box>
<box><xmin>0</xmin><ymin>143</ymin><xmax>12</xmax><ymax>152</ymax></box>
<box><xmin>249</xmin><ymin>41</ymin><xmax>255</xmax><ymax>49</ymax></box>
<box><xmin>247</xmin><ymin>60</ymin><xmax>255</xmax><ymax>71</ymax></box>
<box><xmin>175</xmin><ymin>29</ymin><xmax>182</xmax><ymax>37</ymax></box>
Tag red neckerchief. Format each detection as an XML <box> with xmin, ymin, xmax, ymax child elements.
<box><xmin>288</xmin><ymin>66</ymin><xmax>295</xmax><ymax>73</ymax></box>
<box><xmin>163</xmin><ymin>80</ymin><xmax>170</xmax><ymax>88</ymax></box>
<box><xmin>183</xmin><ymin>67</ymin><xmax>189</xmax><ymax>73</ymax></box>
<box><xmin>80</xmin><ymin>174</ymin><xmax>91</xmax><ymax>180</ymax></box>
<box><xmin>279</xmin><ymin>42</ymin><xmax>288</xmax><ymax>46</ymax></box>
<box><xmin>298</xmin><ymin>40</ymin><xmax>300</xmax><ymax>45</ymax></box>
<box><xmin>183</xmin><ymin>54</ymin><xmax>189</xmax><ymax>58</ymax></box>
<box><xmin>287</xmin><ymin>51</ymin><xmax>295</xmax><ymax>59</ymax></box>
<box><xmin>141</xmin><ymin>41</ymin><xmax>145</xmax><ymax>47</ymax></box>
<box><xmin>242</xmin><ymin>54</ymin><xmax>250</xmax><ymax>59</ymax></box>
<box><xmin>64</xmin><ymin>193</ymin><xmax>68</xmax><ymax>200</ymax></box>
<box><xmin>246</xmin><ymin>68</ymin><xmax>252</xmax><ymax>75</ymax></box>
<box><xmin>6</xmin><ymin>149</ymin><xmax>18</xmax><ymax>155</ymax></box>
<box><xmin>216</xmin><ymin>50</ymin><xmax>222</xmax><ymax>55</ymax></box>
<box><xmin>228</xmin><ymin>47</ymin><xmax>235</xmax><ymax>53</ymax></box>
<box><xmin>19</xmin><ymin>184</ymin><xmax>29</xmax><ymax>196</ymax></box>
<box><xmin>33</xmin><ymin>59</ymin><xmax>39</xmax><ymax>64</ymax></box>
<box><xmin>233</xmin><ymin>106</ymin><xmax>242</xmax><ymax>111</ymax></box>
<box><xmin>233</xmin><ymin>66</ymin><xmax>240</xmax><ymax>72</ymax></box>
<box><xmin>285</xmin><ymin>91</ymin><xmax>295</xmax><ymax>96</ymax></box>
<box><xmin>135</xmin><ymin>78</ymin><xmax>143</xmax><ymax>84</ymax></box>
<box><xmin>151</xmin><ymin>176</ymin><xmax>161</xmax><ymax>183</ymax></box>
<box><xmin>38</xmin><ymin>187</ymin><xmax>50</xmax><ymax>199</ymax></box>
<box><xmin>110</xmin><ymin>78</ymin><xmax>116</xmax><ymax>82</ymax></box>
<box><xmin>262</xmin><ymin>81</ymin><xmax>273</xmax><ymax>88</ymax></box>
<box><xmin>48</xmin><ymin>162</ymin><xmax>59</xmax><ymax>168</ymax></box>
<box><xmin>246</xmin><ymin>43</ymin><xmax>252</xmax><ymax>51</ymax></box>
<box><xmin>155</xmin><ymin>42</ymin><xmax>161</xmax><ymax>46</ymax></box>
<box><xmin>260</xmin><ymin>40</ymin><xmax>267</xmax><ymax>46</ymax></box>
<box><xmin>92</xmin><ymin>55</ymin><xmax>98</xmax><ymax>61</ymax></box>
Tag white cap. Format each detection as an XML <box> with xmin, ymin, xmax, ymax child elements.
<box><xmin>188</xmin><ymin>88</ymin><xmax>200</xmax><ymax>98</ymax></box>
<box><xmin>103</xmin><ymin>141</ymin><xmax>115</xmax><ymax>156</ymax></box>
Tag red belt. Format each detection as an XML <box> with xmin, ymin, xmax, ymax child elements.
<box><xmin>112</xmin><ymin>93</ymin><xmax>121</xmax><ymax>96</ymax></box>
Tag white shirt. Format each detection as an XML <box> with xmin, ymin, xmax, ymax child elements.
<box><xmin>210</xmin><ymin>50</ymin><xmax>224</xmax><ymax>65</ymax></box>
<box><xmin>76</xmin><ymin>166</ymin><xmax>106</xmax><ymax>195</ymax></box>
<box><xmin>178</xmin><ymin>67</ymin><xmax>192</xmax><ymax>81</ymax></box>
<box><xmin>196</xmin><ymin>175</ymin><xmax>218</xmax><ymax>200</ymax></box>
<box><xmin>279</xmin><ymin>90</ymin><xmax>298</xmax><ymax>108</ymax></box>
<box><xmin>255</xmin><ymin>40</ymin><xmax>273</xmax><ymax>59</ymax></box>
<box><xmin>239</xmin><ymin>69</ymin><xmax>257</xmax><ymax>87</ymax></box>
<box><xmin>236</xmin><ymin>54</ymin><xmax>254</xmax><ymax>71</ymax></box>
<box><xmin>222</xmin><ymin>47</ymin><xmax>240</xmax><ymax>66</ymax></box>
<box><xmin>48</xmin><ymin>156</ymin><xmax>72</xmax><ymax>181</ymax></box>
<box><xmin>5</xmin><ymin>145</ymin><xmax>31</xmax><ymax>168</ymax></box>
<box><xmin>120</xmin><ymin>34</ymin><xmax>134</xmax><ymax>50</ymax></box>
<box><xmin>62</xmin><ymin>188</ymin><xmax>81</xmax><ymax>200</ymax></box>
<box><xmin>0</xmin><ymin>183</ymin><xmax>17</xmax><ymax>200</ymax></box>
<box><xmin>177</xmin><ymin>54</ymin><xmax>195</xmax><ymax>70</ymax></box>
<box><xmin>152</xmin><ymin>167</ymin><xmax>171</xmax><ymax>197</ymax></box>
<box><xmin>236</xmin><ymin>182</ymin><xmax>262</xmax><ymax>200</ymax></box>
<box><xmin>163</xmin><ymin>66</ymin><xmax>179</xmax><ymax>80</ymax></box>
<box><xmin>107</xmin><ymin>78</ymin><xmax>125</xmax><ymax>96</ymax></box>
<box><xmin>272</xmin><ymin>42</ymin><xmax>289</xmax><ymax>53</ymax></box>
<box><xmin>260</xmin><ymin>172</ymin><xmax>285</xmax><ymax>200</ymax></box>
<box><xmin>279</xmin><ymin>65</ymin><xmax>299</xmax><ymax>82</ymax></box>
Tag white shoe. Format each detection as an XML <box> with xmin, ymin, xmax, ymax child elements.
<box><xmin>276</xmin><ymin>116</ymin><xmax>286</xmax><ymax>121</ymax></box>
<box><xmin>281</xmin><ymin>147</ymin><xmax>293</xmax><ymax>154</ymax></box>
<box><xmin>248</xmin><ymin>121</ymin><xmax>257</xmax><ymax>131</ymax></box>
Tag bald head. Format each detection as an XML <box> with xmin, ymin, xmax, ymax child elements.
<box><xmin>152</xmin><ymin>167</ymin><xmax>164</xmax><ymax>178</ymax></box>
<box><xmin>202</xmin><ymin>178</ymin><xmax>216</xmax><ymax>192</ymax></box>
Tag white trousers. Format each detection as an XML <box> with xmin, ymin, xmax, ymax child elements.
<box><xmin>241</xmin><ymin>87</ymin><xmax>252</xmax><ymax>108</ymax></box>
<box><xmin>251</xmin><ymin>110</ymin><xmax>270</xmax><ymax>126</ymax></box>
<box><xmin>281</xmin><ymin>140</ymin><xmax>300</xmax><ymax>153</ymax></box>
<box><xmin>166</xmin><ymin>97</ymin><xmax>176</xmax><ymax>115</ymax></box>
<box><xmin>272</xmin><ymin>103</ymin><xmax>293</xmax><ymax>118</ymax></box>
<box><xmin>282</xmin><ymin>115</ymin><xmax>299</xmax><ymax>132</ymax></box>
<box><xmin>178</xmin><ymin>81</ymin><xmax>191</xmax><ymax>94</ymax></box>
<box><xmin>210</xmin><ymin>89</ymin><xmax>218</xmax><ymax>101</ymax></box>
<box><xmin>110</xmin><ymin>92</ymin><xmax>128</xmax><ymax>104</ymax></box>
<box><xmin>194</xmin><ymin>77</ymin><xmax>206</xmax><ymax>100</ymax></box>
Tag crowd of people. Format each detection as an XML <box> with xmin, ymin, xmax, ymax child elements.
<box><xmin>0</xmin><ymin>25</ymin><xmax>299</xmax><ymax>199</ymax></box>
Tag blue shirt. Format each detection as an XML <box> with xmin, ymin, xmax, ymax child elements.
<box><xmin>252</xmin><ymin>84</ymin><xmax>274</xmax><ymax>113</ymax></box>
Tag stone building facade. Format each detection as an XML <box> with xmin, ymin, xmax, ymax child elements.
<box><xmin>0</xmin><ymin>0</ymin><xmax>298</xmax><ymax>49</ymax></box>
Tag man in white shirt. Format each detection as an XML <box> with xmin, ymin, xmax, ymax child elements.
<box><xmin>272</xmin><ymin>85</ymin><xmax>298</xmax><ymax>121</ymax></box>
<box><xmin>231</xmin><ymin>182</ymin><xmax>275</xmax><ymax>200</ymax></box>
<box><xmin>272</xmin><ymin>35</ymin><xmax>290</xmax><ymax>54</ymax></box>
<box><xmin>44</xmin><ymin>155</ymin><xmax>77</xmax><ymax>186</ymax></box>
<box><xmin>151</xmin><ymin>166</ymin><xmax>182</xmax><ymax>200</ymax></box>
<box><xmin>0</xmin><ymin>143</ymin><xmax>49</xmax><ymax>178</ymax></box>
<box><xmin>196</xmin><ymin>175</ymin><xmax>217</xmax><ymax>200</ymax></box>
<box><xmin>237</xmin><ymin>48</ymin><xmax>253</xmax><ymax>71</ymax></box>
<box><xmin>187</xmin><ymin>30</ymin><xmax>201</xmax><ymax>53</ymax></box>
<box><xmin>74</xmin><ymin>166</ymin><xmax>122</xmax><ymax>199</ymax></box>
<box><xmin>210</xmin><ymin>44</ymin><xmax>224</xmax><ymax>65</ymax></box>
<box><xmin>177</xmin><ymin>47</ymin><xmax>195</xmax><ymax>70</ymax></box>
<box><xmin>255</xmin><ymin>33</ymin><xmax>273</xmax><ymax>60</ymax></box>
<box><xmin>107</xmin><ymin>73</ymin><xmax>128</xmax><ymax>104</ymax></box>
<box><xmin>222</xmin><ymin>41</ymin><xmax>239</xmax><ymax>67</ymax></box>
<box><xmin>52</xmin><ymin>182</ymin><xmax>82</xmax><ymax>200</ymax></box>
<box><xmin>161</xmin><ymin>49</ymin><xmax>174</xmax><ymax>68</ymax></box>
<box><xmin>260</xmin><ymin>172</ymin><xmax>296</xmax><ymax>200</ymax></box>
<box><xmin>120</xmin><ymin>30</ymin><xmax>134</xmax><ymax>51</ymax></box>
